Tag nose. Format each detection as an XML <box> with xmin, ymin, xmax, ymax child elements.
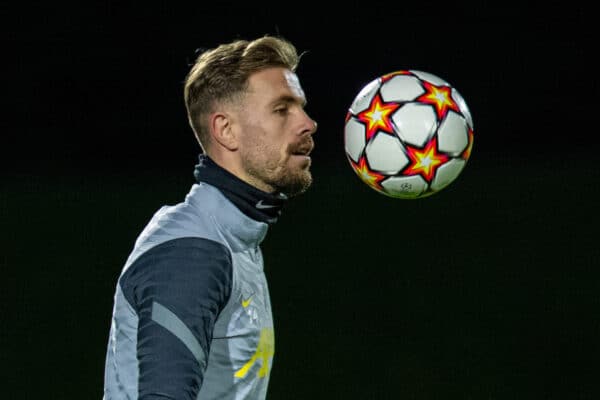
<box><xmin>304</xmin><ymin>120</ymin><xmax>317</xmax><ymax>136</ymax></box>
<box><xmin>300</xmin><ymin>110</ymin><xmax>317</xmax><ymax>136</ymax></box>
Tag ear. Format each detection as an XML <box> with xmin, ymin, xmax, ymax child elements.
<box><xmin>209</xmin><ymin>112</ymin><xmax>239</xmax><ymax>151</ymax></box>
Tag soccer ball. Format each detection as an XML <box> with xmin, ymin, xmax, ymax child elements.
<box><xmin>344</xmin><ymin>70</ymin><xmax>474</xmax><ymax>199</ymax></box>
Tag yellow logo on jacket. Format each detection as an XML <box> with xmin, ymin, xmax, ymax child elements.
<box><xmin>241</xmin><ymin>296</ymin><xmax>253</xmax><ymax>308</ymax></box>
<box><xmin>234</xmin><ymin>328</ymin><xmax>274</xmax><ymax>379</ymax></box>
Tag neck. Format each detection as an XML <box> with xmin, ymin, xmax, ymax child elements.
<box><xmin>193</xmin><ymin>154</ymin><xmax>288</xmax><ymax>224</ymax></box>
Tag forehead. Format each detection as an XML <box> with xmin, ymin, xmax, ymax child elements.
<box><xmin>246</xmin><ymin>67</ymin><xmax>306</xmax><ymax>103</ymax></box>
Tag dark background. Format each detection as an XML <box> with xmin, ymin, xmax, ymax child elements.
<box><xmin>3</xmin><ymin>3</ymin><xmax>598</xmax><ymax>399</ymax></box>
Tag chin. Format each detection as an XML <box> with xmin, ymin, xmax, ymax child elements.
<box><xmin>280</xmin><ymin>172</ymin><xmax>312</xmax><ymax>197</ymax></box>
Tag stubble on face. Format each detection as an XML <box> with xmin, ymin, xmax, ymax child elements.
<box><xmin>236</xmin><ymin>69</ymin><xmax>315</xmax><ymax>197</ymax></box>
<box><xmin>241</xmin><ymin>134</ymin><xmax>313</xmax><ymax>197</ymax></box>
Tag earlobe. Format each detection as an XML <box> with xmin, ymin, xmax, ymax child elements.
<box><xmin>210</xmin><ymin>113</ymin><xmax>238</xmax><ymax>151</ymax></box>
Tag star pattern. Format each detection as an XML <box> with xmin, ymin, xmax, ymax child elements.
<box><xmin>345</xmin><ymin>110</ymin><xmax>352</xmax><ymax>123</ymax></box>
<box><xmin>380</xmin><ymin>70</ymin><xmax>411</xmax><ymax>83</ymax></box>
<box><xmin>350</xmin><ymin>156</ymin><xmax>386</xmax><ymax>191</ymax></box>
<box><xmin>356</xmin><ymin>93</ymin><xmax>400</xmax><ymax>141</ymax></box>
<box><xmin>416</xmin><ymin>81</ymin><xmax>460</xmax><ymax>120</ymax></box>
<box><xmin>403</xmin><ymin>137</ymin><xmax>449</xmax><ymax>182</ymax></box>
<box><xmin>462</xmin><ymin>128</ymin><xmax>474</xmax><ymax>160</ymax></box>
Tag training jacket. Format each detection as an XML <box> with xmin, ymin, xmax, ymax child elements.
<box><xmin>103</xmin><ymin>155</ymin><xmax>287</xmax><ymax>399</ymax></box>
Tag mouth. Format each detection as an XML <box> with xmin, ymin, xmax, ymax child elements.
<box><xmin>290</xmin><ymin>141</ymin><xmax>314</xmax><ymax>158</ymax></box>
<box><xmin>291</xmin><ymin>150</ymin><xmax>311</xmax><ymax>158</ymax></box>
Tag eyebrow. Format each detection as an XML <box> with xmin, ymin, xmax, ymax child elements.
<box><xmin>272</xmin><ymin>94</ymin><xmax>307</xmax><ymax>108</ymax></box>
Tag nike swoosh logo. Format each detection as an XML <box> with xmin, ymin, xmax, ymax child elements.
<box><xmin>256</xmin><ymin>200</ymin><xmax>277</xmax><ymax>209</ymax></box>
<box><xmin>242</xmin><ymin>296</ymin><xmax>253</xmax><ymax>308</ymax></box>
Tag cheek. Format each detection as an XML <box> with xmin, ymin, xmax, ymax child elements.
<box><xmin>279</xmin><ymin>143</ymin><xmax>289</xmax><ymax>159</ymax></box>
<box><xmin>260</xmin><ymin>142</ymin><xmax>289</xmax><ymax>172</ymax></box>
<box><xmin>257</xmin><ymin>131</ymin><xmax>289</xmax><ymax>160</ymax></box>
<box><xmin>262</xmin><ymin>144</ymin><xmax>287</xmax><ymax>169</ymax></box>
<box><xmin>241</xmin><ymin>119</ymin><xmax>291</xmax><ymax>163</ymax></box>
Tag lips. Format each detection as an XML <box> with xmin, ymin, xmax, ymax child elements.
<box><xmin>291</xmin><ymin>139</ymin><xmax>314</xmax><ymax>157</ymax></box>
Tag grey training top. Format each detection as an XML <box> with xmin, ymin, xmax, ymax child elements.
<box><xmin>103</xmin><ymin>166</ymin><xmax>282</xmax><ymax>399</ymax></box>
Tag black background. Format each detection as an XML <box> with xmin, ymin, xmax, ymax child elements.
<box><xmin>3</xmin><ymin>2</ymin><xmax>598</xmax><ymax>399</ymax></box>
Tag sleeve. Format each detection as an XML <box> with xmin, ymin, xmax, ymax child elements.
<box><xmin>119</xmin><ymin>236</ymin><xmax>233</xmax><ymax>400</ymax></box>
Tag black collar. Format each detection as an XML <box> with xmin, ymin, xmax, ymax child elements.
<box><xmin>193</xmin><ymin>154</ymin><xmax>287</xmax><ymax>224</ymax></box>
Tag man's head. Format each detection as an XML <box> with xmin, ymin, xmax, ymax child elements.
<box><xmin>184</xmin><ymin>35</ymin><xmax>317</xmax><ymax>197</ymax></box>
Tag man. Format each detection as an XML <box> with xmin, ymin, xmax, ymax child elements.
<box><xmin>103</xmin><ymin>35</ymin><xmax>317</xmax><ymax>399</ymax></box>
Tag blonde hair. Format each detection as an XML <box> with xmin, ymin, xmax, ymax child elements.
<box><xmin>183</xmin><ymin>35</ymin><xmax>301</xmax><ymax>151</ymax></box>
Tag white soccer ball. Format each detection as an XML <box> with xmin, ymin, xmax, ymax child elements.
<box><xmin>344</xmin><ymin>70</ymin><xmax>474</xmax><ymax>199</ymax></box>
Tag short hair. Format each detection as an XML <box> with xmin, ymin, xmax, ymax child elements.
<box><xmin>183</xmin><ymin>35</ymin><xmax>301</xmax><ymax>152</ymax></box>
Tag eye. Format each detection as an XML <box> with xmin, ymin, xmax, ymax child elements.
<box><xmin>274</xmin><ymin>106</ymin><xmax>289</xmax><ymax>115</ymax></box>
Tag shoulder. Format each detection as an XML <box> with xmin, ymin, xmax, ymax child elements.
<box><xmin>124</xmin><ymin>183</ymin><xmax>235</xmax><ymax>268</ymax></box>
<box><xmin>119</xmin><ymin>236</ymin><xmax>233</xmax><ymax>311</ymax></box>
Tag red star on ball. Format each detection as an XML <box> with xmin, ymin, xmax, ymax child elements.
<box><xmin>350</xmin><ymin>155</ymin><xmax>386</xmax><ymax>191</ymax></box>
<box><xmin>356</xmin><ymin>93</ymin><xmax>400</xmax><ymax>141</ymax></box>
<box><xmin>381</xmin><ymin>70</ymin><xmax>411</xmax><ymax>83</ymax></box>
<box><xmin>403</xmin><ymin>137</ymin><xmax>449</xmax><ymax>183</ymax></box>
<box><xmin>416</xmin><ymin>81</ymin><xmax>460</xmax><ymax>120</ymax></box>
<box><xmin>462</xmin><ymin>128</ymin><xmax>474</xmax><ymax>160</ymax></box>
